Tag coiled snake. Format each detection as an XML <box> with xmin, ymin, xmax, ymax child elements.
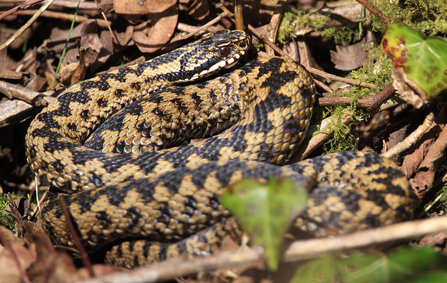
<box><xmin>25</xmin><ymin>30</ymin><xmax>415</xmax><ymax>268</ymax></box>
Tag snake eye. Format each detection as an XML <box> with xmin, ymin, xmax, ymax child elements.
<box><xmin>219</xmin><ymin>46</ymin><xmax>230</xmax><ymax>56</ymax></box>
<box><xmin>239</xmin><ymin>42</ymin><xmax>247</xmax><ymax>49</ymax></box>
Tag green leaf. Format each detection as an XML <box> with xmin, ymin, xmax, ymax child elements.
<box><xmin>381</xmin><ymin>23</ymin><xmax>447</xmax><ymax>101</ymax></box>
<box><xmin>291</xmin><ymin>247</ymin><xmax>447</xmax><ymax>283</ymax></box>
<box><xmin>290</xmin><ymin>254</ymin><xmax>340</xmax><ymax>283</ymax></box>
<box><xmin>221</xmin><ymin>178</ymin><xmax>308</xmax><ymax>271</ymax></box>
<box><xmin>440</xmin><ymin>187</ymin><xmax>447</xmax><ymax>202</ymax></box>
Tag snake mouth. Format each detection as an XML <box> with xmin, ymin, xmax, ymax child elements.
<box><xmin>187</xmin><ymin>50</ymin><xmax>247</xmax><ymax>82</ymax></box>
<box><xmin>223</xmin><ymin>50</ymin><xmax>246</xmax><ymax>69</ymax></box>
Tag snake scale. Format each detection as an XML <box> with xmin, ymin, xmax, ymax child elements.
<box><xmin>25</xmin><ymin>30</ymin><xmax>415</xmax><ymax>268</ymax></box>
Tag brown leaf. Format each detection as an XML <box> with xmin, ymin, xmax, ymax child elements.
<box><xmin>114</xmin><ymin>0</ymin><xmax>151</xmax><ymax>15</ymax></box>
<box><xmin>189</xmin><ymin>0</ymin><xmax>210</xmax><ymax>20</ymax></box>
<box><xmin>46</xmin><ymin>24</ymin><xmax>83</xmax><ymax>54</ymax></box>
<box><xmin>330</xmin><ymin>37</ymin><xmax>369</xmax><ymax>71</ymax></box>
<box><xmin>409</xmin><ymin>111</ymin><xmax>447</xmax><ymax>197</ymax></box>
<box><xmin>133</xmin><ymin>0</ymin><xmax>178</xmax><ymax>53</ymax></box>
<box><xmin>417</xmin><ymin>232</ymin><xmax>447</xmax><ymax>248</ymax></box>
<box><xmin>114</xmin><ymin>0</ymin><xmax>178</xmax><ymax>53</ymax></box>
<box><xmin>5</xmin><ymin>195</ymin><xmax>29</xmax><ymax>236</ymax></box>
<box><xmin>0</xmin><ymin>226</ymin><xmax>35</xmax><ymax>283</ymax></box>
<box><xmin>402</xmin><ymin>107</ymin><xmax>447</xmax><ymax>199</ymax></box>
<box><xmin>59</xmin><ymin>49</ymin><xmax>96</xmax><ymax>85</ymax></box>
<box><xmin>392</xmin><ymin>69</ymin><xmax>424</xmax><ymax>109</ymax></box>
<box><xmin>27</xmin><ymin>231</ymin><xmax>62</xmax><ymax>283</ymax></box>
<box><xmin>26</xmin><ymin>231</ymin><xmax>121</xmax><ymax>282</ymax></box>
<box><xmin>94</xmin><ymin>29</ymin><xmax>116</xmax><ymax>69</ymax></box>
<box><xmin>386</xmin><ymin>124</ymin><xmax>409</xmax><ymax>153</ymax></box>
<box><xmin>114</xmin><ymin>25</ymin><xmax>135</xmax><ymax>51</ymax></box>
<box><xmin>24</xmin><ymin>48</ymin><xmax>47</xmax><ymax>92</ymax></box>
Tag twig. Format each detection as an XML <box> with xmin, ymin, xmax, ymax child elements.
<box><xmin>3</xmin><ymin>0</ymin><xmax>99</xmax><ymax>10</ymax></box>
<box><xmin>0</xmin><ymin>0</ymin><xmax>42</xmax><ymax>21</ymax></box>
<box><xmin>0</xmin><ymin>0</ymin><xmax>56</xmax><ymax>53</ymax></box>
<box><xmin>76</xmin><ymin>216</ymin><xmax>447</xmax><ymax>283</ymax></box>
<box><xmin>99</xmin><ymin>10</ymin><xmax>118</xmax><ymax>44</ymax></box>
<box><xmin>265</xmin><ymin>0</ymin><xmax>285</xmax><ymax>56</ymax></box>
<box><xmin>59</xmin><ymin>197</ymin><xmax>95</xmax><ymax>278</ymax></box>
<box><xmin>0</xmin><ymin>80</ymin><xmax>55</xmax><ymax>106</ymax></box>
<box><xmin>285</xmin><ymin>215</ymin><xmax>447</xmax><ymax>261</ymax></box>
<box><xmin>293</xmin><ymin>108</ymin><xmax>353</xmax><ymax>161</ymax></box>
<box><xmin>356</xmin><ymin>0</ymin><xmax>390</xmax><ymax>24</ymax></box>
<box><xmin>76</xmin><ymin>247</ymin><xmax>265</xmax><ymax>283</ymax></box>
<box><xmin>307</xmin><ymin>66</ymin><xmax>377</xmax><ymax>89</ymax></box>
<box><xmin>234</xmin><ymin>0</ymin><xmax>244</xmax><ymax>31</ymax></box>
<box><xmin>318</xmin><ymin>83</ymin><xmax>396</xmax><ymax>111</ymax></box>
<box><xmin>382</xmin><ymin>112</ymin><xmax>435</xmax><ymax>159</ymax></box>
<box><xmin>0</xmin><ymin>9</ymin><xmax>111</xmax><ymax>28</ymax></box>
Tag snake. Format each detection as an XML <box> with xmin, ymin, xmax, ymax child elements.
<box><xmin>25</xmin><ymin>29</ymin><xmax>415</xmax><ymax>268</ymax></box>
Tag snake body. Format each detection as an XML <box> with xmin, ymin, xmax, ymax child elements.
<box><xmin>26</xmin><ymin>30</ymin><xmax>415</xmax><ymax>268</ymax></box>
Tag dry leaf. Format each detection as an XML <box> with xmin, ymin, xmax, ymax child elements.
<box><xmin>59</xmin><ymin>49</ymin><xmax>96</xmax><ymax>85</ymax></box>
<box><xmin>189</xmin><ymin>0</ymin><xmax>210</xmax><ymax>20</ymax></box>
<box><xmin>133</xmin><ymin>0</ymin><xmax>178</xmax><ymax>53</ymax></box>
<box><xmin>409</xmin><ymin>111</ymin><xmax>447</xmax><ymax>196</ymax></box>
<box><xmin>331</xmin><ymin>37</ymin><xmax>369</xmax><ymax>71</ymax></box>
<box><xmin>0</xmin><ymin>226</ymin><xmax>35</xmax><ymax>283</ymax></box>
<box><xmin>392</xmin><ymin>69</ymin><xmax>425</xmax><ymax>109</ymax></box>
<box><xmin>114</xmin><ymin>0</ymin><xmax>178</xmax><ymax>53</ymax></box>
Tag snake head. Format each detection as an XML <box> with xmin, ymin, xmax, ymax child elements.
<box><xmin>180</xmin><ymin>29</ymin><xmax>250</xmax><ymax>81</ymax></box>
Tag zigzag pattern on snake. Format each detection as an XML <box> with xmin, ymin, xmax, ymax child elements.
<box><xmin>25</xmin><ymin>30</ymin><xmax>415</xmax><ymax>268</ymax></box>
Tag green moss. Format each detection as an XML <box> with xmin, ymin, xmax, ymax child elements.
<box><xmin>279</xmin><ymin>1</ymin><xmax>446</xmax><ymax>45</ymax></box>
<box><xmin>370</xmin><ymin>0</ymin><xmax>447</xmax><ymax>34</ymax></box>
<box><xmin>279</xmin><ymin>10</ymin><xmax>353</xmax><ymax>44</ymax></box>
<box><xmin>347</xmin><ymin>44</ymin><xmax>393</xmax><ymax>97</ymax></box>
<box><xmin>320</xmin><ymin>26</ymin><xmax>357</xmax><ymax>44</ymax></box>
<box><xmin>318</xmin><ymin>44</ymin><xmax>391</xmax><ymax>153</ymax></box>
<box><xmin>321</xmin><ymin>106</ymin><xmax>359</xmax><ymax>153</ymax></box>
<box><xmin>0</xmin><ymin>193</ymin><xmax>19</xmax><ymax>231</ymax></box>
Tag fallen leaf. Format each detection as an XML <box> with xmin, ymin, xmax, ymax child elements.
<box><xmin>188</xmin><ymin>0</ymin><xmax>210</xmax><ymax>20</ymax></box>
<box><xmin>331</xmin><ymin>36</ymin><xmax>369</xmax><ymax>71</ymax></box>
<box><xmin>113</xmin><ymin>0</ymin><xmax>178</xmax><ymax>53</ymax></box>
<box><xmin>409</xmin><ymin>111</ymin><xmax>447</xmax><ymax>197</ymax></box>
<box><xmin>132</xmin><ymin>0</ymin><xmax>178</xmax><ymax>53</ymax></box>
<box><xmin>59</xmin><ymin>49</ymin><xmax>96</xmax><ymax>85</ymax></box>
<box><xmin>0</xmin><ymin>226</ymin><xmax>35</xmax><ymax>283</ymax></box>
<box><xmin>391</xmin><ymin>68</ymin><xmax>424</xmax><ymax>109</ymax></box>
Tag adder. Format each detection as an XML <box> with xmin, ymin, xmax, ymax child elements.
<box><xmin>25</xmin><ymin>29</ymin><xmax>415</xmax><ymax>268</ymax></box>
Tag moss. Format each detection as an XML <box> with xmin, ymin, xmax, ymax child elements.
<box><xmin>320</xmin><ymin>26</ymin><xmax>358</xmax><ymax>44</ymax></box>
<box><xmin>345</xmin><ymin>43</ymin><xmax>393</xmax><ymax>98</ymax></box>
<box><xmin>278</xmin><ymin>10</ymin><xmax>352</xmax><ymax>44</ymax></box>
<box><xmin>279</xmin><ymin>1</ymin><xmax>447</xmax><ymax>45</ymax></box>
<box><xmin>322</xmin><ymin>106</ymin><xmax>359</xmax><ymax>153</ymax></box>
<box><xmin>318</xmin><ymin>44</ymin><xmax>391</xmax><ymax>153</ymax></box>
<box><xmin>0</xmin><ymin>193</ymin><xmax>19</xmax><ymax>231</ymax></box>
<box><xmin>370</xmin><ymin>0</ymin><xmax>447</xmax><ymax>35</ymax></box>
